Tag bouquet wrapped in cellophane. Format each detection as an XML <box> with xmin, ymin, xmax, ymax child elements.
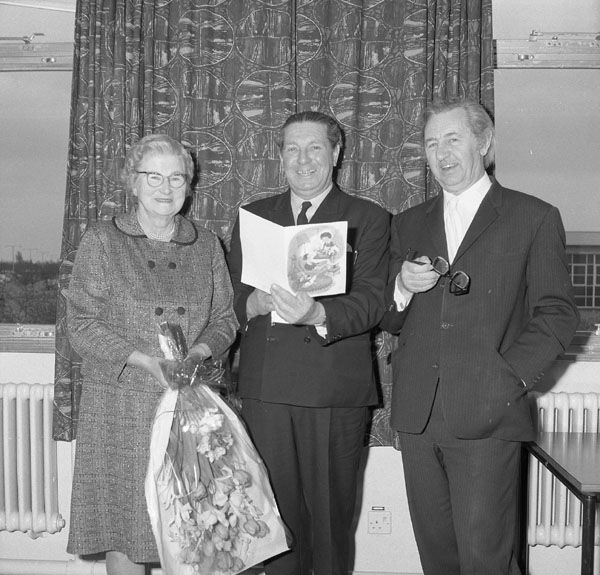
<box><xmin>145</xmin><ymin>322</ymin><xmax>289</xmax><ymax>575</ymax></box>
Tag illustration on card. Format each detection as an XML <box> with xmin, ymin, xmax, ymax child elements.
<box><xmin>287</xmin><ymin>225</ymin><xmax>345</xmax><ymax>295</ymax></box>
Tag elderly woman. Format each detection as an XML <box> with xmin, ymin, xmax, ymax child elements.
<box><xmin>65</xmin><ymin>134</ymin><xmax>238</xmax><ymax>574</ymax></box>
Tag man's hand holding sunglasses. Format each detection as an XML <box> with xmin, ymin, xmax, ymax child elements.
<box><xmin>398</xmin><ymin>253</ymin><xmax>471</xmax><ymax>300</ymax></box>
<box><xmin>397</xmin><ymin>255</ymin><xmax>440</xmax><ymax>298</ymax></box>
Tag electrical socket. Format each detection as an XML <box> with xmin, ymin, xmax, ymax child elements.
<box><xmin>368</xmin><ymin>509</ymin><xmax>391</xmax><ymax>534</ymax></box>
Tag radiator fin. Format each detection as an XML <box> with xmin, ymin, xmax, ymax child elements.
<box><xmin>0</xmin><ymin>382</ymin><xmax>65</xmax><ymax>533</ymax></box>
<box><xmin>529</xmin><ymin>392</ymin><xmax>600</xmax><ymax>547</ymax></box>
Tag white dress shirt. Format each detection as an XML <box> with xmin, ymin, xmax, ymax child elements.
<box><xmin>291</xmin><ymin>184</ymin><xmax>332</xmax><ymax>223</ymax></box>
<box><xmin>393</xmin><ymin>174</ymin><xmax>492</xmax><ymax>309</ymax></box>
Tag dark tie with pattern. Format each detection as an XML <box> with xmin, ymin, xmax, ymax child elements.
<box><xmin>297</xmin><ymin>201</ymin><xmax>312</xmax><ymax>225</ymax></box>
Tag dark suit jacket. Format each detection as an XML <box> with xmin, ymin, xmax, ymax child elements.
<box><xmin>381</xmin><ymin>180</ymin><xmax>579</xmax><ymax>441</ymax></box>
<box><xmin>227</xmin><ymin>185</ymin><xmax>390</xmax><ymax>408</ymax></box>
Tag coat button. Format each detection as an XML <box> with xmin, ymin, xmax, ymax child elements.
<box><xmin>148</xmin><ymin>260</ymin><xmax>156</xmax><ymax>269</ymax></box>
<box><xmin>155</xmin><ymin>307</ymin><xmax>164</xmax><ymax>316</ymax></box>
<box><xmin>168</xmin><ymin>262</ymin><xmax>176</xmax><ymax>269</ymax></box>
<box><xmin>304</xmin><ymin>336</ymin><xmax>311</xmax><ymax>343</ymax></box>
<box><xmin>177</xmin><ymin>306</ymin><xmax>185</xmax><ymax>315</ymax></box>
<box><xmin>432</xmin><ymin>363</ymin><xmax>439</xmax><ymax>369</ymax></box>
<box><xmin>441</xmin><ymin>322</ymin><xmax>451</xmax><ymax>329</ymax></box>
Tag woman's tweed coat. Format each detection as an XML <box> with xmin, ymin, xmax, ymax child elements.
<box><xmin>65</xmin><ymin>210</ymin><xmax>238</xmax><ymax>562</ymax></box>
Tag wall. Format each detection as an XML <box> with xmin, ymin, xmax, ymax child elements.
<box><xmin>0</xmin><ymin>2</ymin><xmax>74</xmax><ymax>263</ymax></box>
<box><xmin>0</xmin><ymin>349</ymin><xmax>75</xmax><ymax>568</ymax></box>
<box><xmin>493</xmin><ymin>0</ymin><xmax>600</xmax><ymax>233</ymax></box>
<box><xmin>1</xmin><ymin>0</ymin><xmax>600</xmax><ymax>574</ymax></box>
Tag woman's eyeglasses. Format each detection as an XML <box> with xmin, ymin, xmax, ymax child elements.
<box><xmin>136</xmin><ymin>171</ymin><xmax>187</xmax><ymax>188</ymax></box>
<box><xmin>431</xmin><ymin>256</ymin><xmax>470</xmax><ymax>295</ymax></box>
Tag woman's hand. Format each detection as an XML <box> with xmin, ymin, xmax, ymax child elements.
<box><xmin>127</xmin><ymin>351</ymin><xmax>170</xmax><ymax>389</ymax></box>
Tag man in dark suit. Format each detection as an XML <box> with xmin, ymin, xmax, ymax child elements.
<box><xmin>381</xmin><ymin>98</ymin><xmax>579</xmax><ymax>575</ymax></box>
<box><xmin>227</xmin><ymin>110</ymin><xmax>390</xmax><ymax>575</ymax></box>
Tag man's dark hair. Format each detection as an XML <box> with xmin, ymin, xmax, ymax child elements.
<box><xmin>278</xmin><ymin>110</ymin><xmax>344</xmax><ymax>151</ymax></box>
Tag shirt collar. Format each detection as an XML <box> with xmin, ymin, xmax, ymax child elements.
<box><xmin>443</xmin><ymin>173</ymin><xmax>491</xmax><ymax>211</ymax></box>
<box><xmin>291</xmin><ymin>183</ymin><xmax>333</xmax><ymax>215</ymax></box>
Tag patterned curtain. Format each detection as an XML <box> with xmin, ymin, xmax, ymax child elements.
<box><xmin>53</xmin><ymin>0</ymin><xmax>494</xmax><ymax>443</ymax></box>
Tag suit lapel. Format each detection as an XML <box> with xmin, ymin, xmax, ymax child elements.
<box><xmin>425</xmin><ymin>195</ymin><xmax>448</xmax><ymax>260</ymax></box>
<box><xmin>309</xmin><ymin>185</ymin><xmax>344</xmax><ymax>224</ymax></box>
<box><xmin>454</xmin><ymin>182</ymin><xmax>502</xmax><ymax>263</ymax></box>
<box><xmin>266</xmin><ymin>191</ymin><xmax>295</xmax><ymax>226</ymax></box>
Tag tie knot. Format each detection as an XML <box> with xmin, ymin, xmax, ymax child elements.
<box><xmin>447</xmin><ymin>196</ymin><xmax>460</xmax><ymax>212</ymax></box>
<box><xmin>297</xmin><ymin>201</ymin><xmax>312</xmax><ymax>225</ymax></box>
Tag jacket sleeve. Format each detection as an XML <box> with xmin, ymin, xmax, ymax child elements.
<box><xmin>502</xmin><ymin>206</ymin><xmax>580</xmax><ymax>386</ymax></box>
<box><xmin>189</xmin><ymin>233</ymin><xmax>239</xmax><ymax>358</ymax></box>
<box><xmin>64</xmin><ymin>226</ymin><xmax>137</xmax><ymax>380</ymax></box>
<box><xmin>379</xmin><ymin>212</ymin><xmax>411</xmax><ymax>334</ymax></box>
<box><xmin>315</xmin><ymin>205</ymin><xmax>390</xmax><ymax>344</ymax></box>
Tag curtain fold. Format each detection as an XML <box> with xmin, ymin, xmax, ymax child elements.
<box><xmin>53</xmin><ymin>0</ymin><xmax>494</xmax><ymax>445</ymax></box>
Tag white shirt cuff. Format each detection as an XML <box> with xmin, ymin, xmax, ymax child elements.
<box><xmin>393</xmin><ymin>273</ymin><xmax>413</xmax><ymax>311</ymax></box>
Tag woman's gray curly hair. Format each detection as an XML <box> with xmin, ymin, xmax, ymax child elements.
<box><xmin>122</xmin><ymin>133</ymin><xmax>195</xmax><ymax>197</ymax></box>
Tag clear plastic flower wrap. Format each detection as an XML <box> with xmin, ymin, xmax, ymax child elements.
<box><xmin>145</xmin><ymin>322</ymin><xmax>289</xmax><ymax>575</ymax></box>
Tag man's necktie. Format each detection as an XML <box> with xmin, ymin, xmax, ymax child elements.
<box><xmin>445</xmin><ymin>196</ymin><xmax>463</xmax><ymax>263</ymax></box>
<box><xmin>297</xmin><ymin>201</ymin><xmax>312</xmax><ymax>225</ymax></box>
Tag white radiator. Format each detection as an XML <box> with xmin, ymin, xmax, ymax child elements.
<box><xmin>0</xmin><ymin>382</ymin><xmax>65</xmax><ymax>534</ymax></box>
<box><xmin>529</xmin><ymin>391</ymin><xmax>600</xmax><ymax>547</ymax></box>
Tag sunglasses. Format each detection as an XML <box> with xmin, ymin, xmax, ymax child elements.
<box><xmin>430</xmin><ymin>256</ymin><xmax>470</xmax><ymax>295</ymax></box>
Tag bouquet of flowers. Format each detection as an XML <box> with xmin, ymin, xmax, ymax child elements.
<box><xmin>145</xmin><ymin>322</ymin><xmax>289</xmax><ymax>575</ymax></box>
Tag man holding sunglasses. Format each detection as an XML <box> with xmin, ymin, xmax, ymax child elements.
<box><xmin>381</xmin><ymin>98</ymin><xmax>579</xmax><ymax>575</ymax></box>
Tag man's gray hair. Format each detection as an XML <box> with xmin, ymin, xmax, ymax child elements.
<box><xmin>423</xmin><ymin>98</ymin><xmax>496</xmax><ymax>168</ymax></box>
